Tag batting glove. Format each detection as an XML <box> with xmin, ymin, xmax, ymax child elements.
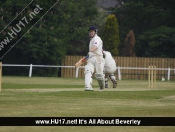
<box><xmin>88</xmin><ymin>52</ymin><xmax>93</xmax><ymax>58</ymax></box>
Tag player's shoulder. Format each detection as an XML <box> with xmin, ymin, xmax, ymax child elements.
<box><xmin>94</xmin><ymin>35</ymin><xmax>102</xmax><ymax>41</ymax></box>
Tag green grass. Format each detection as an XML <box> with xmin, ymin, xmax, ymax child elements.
<box><xmin>0</xmin><ymin>76</ymin><xmax>175</xmax><ymax>132</ymax></box>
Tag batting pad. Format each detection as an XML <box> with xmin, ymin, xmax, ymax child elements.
<box><xmin>95</xmin><ymin>73</ymin><xmax>104</xmax><ymax>80</ymax></box>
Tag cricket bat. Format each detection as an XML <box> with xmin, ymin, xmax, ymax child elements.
<box><xmin>75</xmin><ymin>55</ymin><xmax>89</xmax><ymax>68</ymax></box>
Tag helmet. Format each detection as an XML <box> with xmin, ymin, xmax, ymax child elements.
<box><xmin>88</xmin><ymin>26</ymin><xmax>98</xmax><ymax>32</ymax></box>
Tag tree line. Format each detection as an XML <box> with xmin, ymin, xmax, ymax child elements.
<box><xmin>114</xmin><ymin>0</ymin><xmax>175</xmax><ymax>57</ymax></box>
<box><xmin>0</xmin><ymin>0</ymin><xmax>175</xmax><ymax>76</ymax></box>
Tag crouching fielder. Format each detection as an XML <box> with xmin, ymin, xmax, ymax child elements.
<box><xmin>84</xmin><ymin>26</ymin><xmax>105</xmax><ymax>91</ymax></box>
<box><xmin>103</xmin><ymin>51</ymin><xmax>117</xmax><ymax>88</ymax></box>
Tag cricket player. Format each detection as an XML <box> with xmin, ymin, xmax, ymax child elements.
<box><xmin>103</xmin><ymin>50</ymin><xmax>117</xmax><ymax>88</ymax></box>
<box><xmin>84</xmin><ymin>26</ymin><xmax>105</xmax><ymax>91</ymax></box>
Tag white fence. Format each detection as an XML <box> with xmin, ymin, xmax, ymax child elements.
<box><xmin>2</xmin><ymin>64</ymin><xmax>175</xmax><ymax>80</ymax></box>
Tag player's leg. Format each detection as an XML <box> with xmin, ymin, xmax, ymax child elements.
<box><xmin>95</xmin><ymin>57</ymin><xmax>105</xmax><ymax>90</ymax></box>
<box><xmin>103</xmin><ymin>67</ymin><xmax>109</xmax><ymax>88</ymax></box>
<box><xmin>104</xmin><ymin>73</ymin><xmax>109</xmax><ymax>88</ymax></box>
<box><xmin>107</xmin><ymin>64</ymin><xmax>117</xmax><ymax>88</ymax></box>
<box><xmin>109</xmin><ymin>73</ymin><xmax>117</xmax><ymax>88</ymax></box>
<box><xmin>84</xmin><ymin>62</ymin><xmax>94</xmax><ymax>91</ymax></box>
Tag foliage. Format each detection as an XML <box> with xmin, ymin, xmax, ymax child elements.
<box><xmin>0</xmin><ymin>0</ymin><xmax>99</xmax><ymax>76</ymax></box>
<box><xmin>102</xmin><ymin>14</ymin><xmax>120</xmax><ymax>56</ymax></box>
<box><xmin>122</xmin><ymin>30</ymin><xmax>135</xmax><ymax>56</ymax></box>
<box><xmin>67</xmin><ymin>5</ymin><xmax>106</xmax><ymax>55</ymax></box>
<box><xmin>135</xmin><ymin>26</ymin><xmax>175</xmax><ymax>57</ymax></box>
<box><xmin>114</xmin><ymin>0</ymin><xmax>175</xmax><ymax>57</ymax></box>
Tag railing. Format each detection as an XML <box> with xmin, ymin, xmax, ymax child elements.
<box><xmin>77</xmin><ymin>66</ymin><xmax>174</xmax><ymax>81</ymax></box>
<box><xmin>116</xmin><ymin>66</ymin><xmax>174</xmax><ymax>81</ymax></box>
<box><xmin>2</xmin><ymin>64</ymin><xmax>175</xmax><ymax>81</ymax></box>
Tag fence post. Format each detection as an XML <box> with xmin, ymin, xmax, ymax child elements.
<box><xmin>118</xmin><ymin>66</ymin><xmax>121</xmax><ymax>80</ymax></box>
<box><xmin>29</xmin><ymin>64</ymin><xmax>33</xmax><ymax>77</ymax></box>
<box><xmin>75</xmin><ymin>67</ymin><xmax>79</xmax><ymax>78</ymax></box>
<box><xmin>167</xmin><ymin>67</ymin><xmax>170</xmax><ymax>81</ymax></box>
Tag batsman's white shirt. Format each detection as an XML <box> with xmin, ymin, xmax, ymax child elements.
<box><xmin>103</xmin><ymin>51</ymin><xmax>117</xmax><ymax>74</ymax></box>
<box><xmin>89</xmin><ymin>34</ymin><xmax>103</xmax><ymax>56</ymax></box>
<box><xmin>86</xmin><ymin>34</ymin><xmax>104</xmax><ymax>74</ymax></box>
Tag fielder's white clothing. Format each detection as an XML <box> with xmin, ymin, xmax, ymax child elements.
<box><xmin>103</xmin><ymin>51</ymin><xmax>117</xmax><ymax>88</ymax></box>
<box><xmin>84</xmin><ymin>34</ymin><xmax>105</xmax><ymax>90</ymax></box>
<box><xmin>103</xmin><ymin>51</ymin><xmax>117</xmax><ymax>74</ymax></box>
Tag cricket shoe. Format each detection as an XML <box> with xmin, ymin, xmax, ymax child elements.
<box><xmin>113</xmin><ymin>81</ymin><xmax>118</xmax><ymax>88</ymax></box>
<box><xmin>99</xmin><ymin>86</ymin><xmax>104</xmax><ymax>91</ymax></box>
<box><xmin>85</xmin><ymin>87</ymin><xmax>94</xmax><ymax>91</ymax></box>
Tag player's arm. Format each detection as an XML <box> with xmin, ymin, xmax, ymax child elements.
<box><xmin>91</xmin><ymin>39</ymin><xmax>100</xmax><ymax>52</ymax></box>
<box><xmin>88</xmin><ymin>45</ymin><xmax>98</xmax><ymax>57</ymax></box>
<box><xmin>88</xmin><ymin>39</ymin><xmax>99</xmax><ymax>56</ymax></box>
<box><xmin>90</xmin><ymin>45</ymin><xmax>98</xmax><ymax>52</ymax></box>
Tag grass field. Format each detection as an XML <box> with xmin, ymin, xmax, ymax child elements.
<box><xmin>0</xmin><ymin>76</ymin><xmax>175</xmax><ymax>132</ymax></box>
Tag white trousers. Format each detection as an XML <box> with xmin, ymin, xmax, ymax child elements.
<box><xmin>104</xmin><ymin>63</ymin><xmax>116</xmax><ymax>74</ymax></box>
<box><xmin>84</xmin><ymin>56</ymin><xmax>105</xmax><ymax>88</ymax></box>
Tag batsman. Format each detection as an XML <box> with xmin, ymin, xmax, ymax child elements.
<box><xmin>84</xmin><ymin>26</ymin><xmax>105</xmax><ymax>91</ymax></box>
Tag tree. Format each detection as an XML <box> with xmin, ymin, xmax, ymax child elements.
<box><xmin>1</xmin><ymin>0</ymin><xmax>67</xmax><ymax>76</ymax></box>
<box><xmin>135</xmin><ymin>26</ymin><xmax>175</xmax><ymax>57</ymax></box>
<box><xmin>114</xmin><ymin>0</ymin><xmax>175</xmax><ymax>57</ymax></box>
<box><xmin>0</xmin><ymin>0</ymin><xmax>99</xmax><ymax>76</ymax></box>
<box><xmin>122</xmin><ymin>30</ymin><xmax>135</xmax><ymax>56</ymax></box>
<box><xmin>67</xmin><ymin>6</ymin><xmax>107</xmax><ymax>55</ymax></box>
<box><xmin>102</xmin><ymin>14</ymin><xmax>120</xmax><ymax>56</ymax></box>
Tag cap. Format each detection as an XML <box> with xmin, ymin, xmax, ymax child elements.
<box><xmin>88</xmin><ymin>26</ymin><xmax>98</xmax><ymax>32</ymax></box>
